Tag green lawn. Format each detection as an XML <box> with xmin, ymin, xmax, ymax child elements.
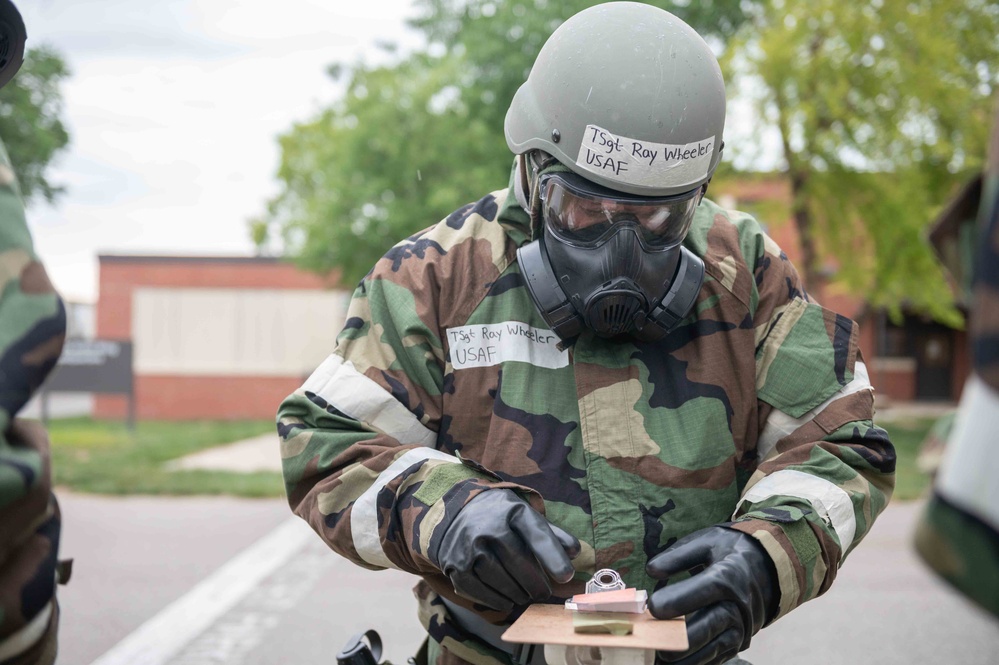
<box><xmin>879</xmin><ymin>416</ymin><xmax>938</xmax><ymax>502</ymax></box>
<box><xmin>47</xmin><ymin>418</ymin><xmax>284</xmax><ymax>497</ymax></box>
<box><xmin>42</xmin><ymin>415</ymin><xmax>938</xmax><ymax>500</ymax></box>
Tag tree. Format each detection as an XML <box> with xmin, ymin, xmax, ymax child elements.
<box><xmin>0</xmin><ymin>46</ymin><xmax>71</xmax><ymax>203</ymax></box>
<box><xmin>270</xmin><ymin>53</ymin><xmax>502</xmax><ymax>283</ymax></box>
<box><xmin>723</xmin><ymin>0</ymin><xmax>998</xmax><ymax>322</ymax></box>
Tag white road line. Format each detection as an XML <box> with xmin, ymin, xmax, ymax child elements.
<box><xmin>88</xmin><ymin>517</ymin><xmax>315</xmax><ymax>665</ymax></box>
<box><xmin>169</xmin><ymin>537</ymin><xmax>335</xmax><ymax>664</ymax></box>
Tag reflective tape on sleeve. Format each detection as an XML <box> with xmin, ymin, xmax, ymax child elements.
<box><xmin>350</xmin><ymin>447</ymin><xmax>461</xmax><ymax>569</ymax></box>
<box><xmin>735</xmin><ymin>469</ymin><xmax>857</xmax><ymax>558</ymax></box>
<box><xmin>301</xmin><ymin>353</ymin><xmax>436</xmax><ymax>447</ymax></box>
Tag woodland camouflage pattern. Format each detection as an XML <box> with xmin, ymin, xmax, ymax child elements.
<box><xmin>914</xmin><ymin>104</ymin><xmax>999</xmax><ymax>618</ymax></box>
<box><xmin>279</xmin><ymin>165</ymin><xmax>896</xmax><ymax>665</ymax></box>
<box><xmin>0</xmin><ymin>140</ymin><xmax>65</xmax><ymax>665</ymax></box>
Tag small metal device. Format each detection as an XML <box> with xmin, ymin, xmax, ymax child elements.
<box><xmin>566</xmin><ymin>568</ymin><xmax>647</xmax><ymax>613</ymax></box>
<box><xmin>585</xmin><ymin>569</ymin><xmax>626</xmax><ymax>595</ymax></box>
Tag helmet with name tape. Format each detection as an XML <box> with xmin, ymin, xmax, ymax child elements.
<box><xmin>505</xmin><ymin>1</ymin><xmax>726</xmax><ymax>198</ymax></box>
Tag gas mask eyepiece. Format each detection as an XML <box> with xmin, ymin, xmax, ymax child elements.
<box><xmin>517</xmin><ymin>171</ymin><xmax>705</xmax><ymax>343</ymax></box>
<box><xmin>539</xmin><ymin>172</ymin><xmax>701</xmax><ymax>250</ymax></box>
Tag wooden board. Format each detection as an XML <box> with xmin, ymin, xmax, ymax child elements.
<box><xmin>501</xmin><ymin>604</ymin><xmax>688</xmax><ymax>652</ymax></box>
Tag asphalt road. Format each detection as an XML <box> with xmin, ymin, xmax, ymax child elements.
<box><xmin>54</xmin><ymin>494</ymin><xmax>999</xmax><ymax>665</ymax></box>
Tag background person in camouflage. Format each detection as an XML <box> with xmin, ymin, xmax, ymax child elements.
<box><xmin>278</xmin><ymin>4</ymin><xmax>895</xmax><ymax>665</ymax></box>
<box><xmin>0</xmin><ymin>2</ymin><xmax>68</xmax><ymax>663</ymax></box>
<box><xmin>914</xmin><ymin>99</ymin><xmax>999</xmax><ymax>619</ymax></box>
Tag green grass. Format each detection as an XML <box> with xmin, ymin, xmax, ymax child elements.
<box><xmin>42</xmin><ymin>415</ymin><xmax>938</xmax><ymax>501</ymax></box>
<box><xmin>880</xmin><ymin>416</ymin><xmax>938</xmax><ymax>502</ymax></box>
<box><xmin>47</xmin><ymin>417</ymin><xmax>284</xmax><ymax>497</ymax></box>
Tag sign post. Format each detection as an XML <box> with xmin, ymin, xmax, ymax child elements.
<box><xmin>43</xmin><ymin>339</ymin><xmax>135</xmax><ymax>429</ymax></box>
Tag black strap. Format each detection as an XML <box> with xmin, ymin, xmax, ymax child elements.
<box><xmin>336</xmin><ymin>630</ymin><xmax>382</xmax><ymax>665</ymax></box>
<box><xmin>407</xmin><ymin>638</ymin><xmax>429</xmax><ymax>665</ymax></box>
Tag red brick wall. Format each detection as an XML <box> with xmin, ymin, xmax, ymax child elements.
<box><xmin>869</xmin><ymin>359</ymin><xmax>918</xmax><ymax>403</ymax></box>
<box><xmin>952</xmin><ymin>328</ymin><xmax>970</xmax><ymax>401</ymax></box>
<box><xmin>856</xmin><ymin>316</ymin><xmax>876</xmax><ymax>369</ymax></box>
<box><xmin>95</xmin><ymin>256</ymin><xmax>339</xmax><ymax>420</ymax></box>
<box><xmin>96</xmin><ymin>375</ymin><xmax>303</xmax><ymax>421</ymax></box>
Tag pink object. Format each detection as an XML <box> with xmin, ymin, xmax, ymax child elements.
<box><xmin>566</xmin><ymin>587</ymin><xmax>649</xmax><ymax>613</ymax></box>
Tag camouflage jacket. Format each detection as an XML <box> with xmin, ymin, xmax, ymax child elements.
<box><xmin>279</xmin><ymin>177</ymin><xmax>895</xmax><ymax>662</ymax></box>
<box><xmin>0</xmin><ymin>140</ymin><xmax>65</xmax><ymax>665</ymax></box>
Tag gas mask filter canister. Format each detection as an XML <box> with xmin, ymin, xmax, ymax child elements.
<box><xmin>516</xmin><ymin>171</ymin><xmax>705</xmax><ymax>343</ymax></box>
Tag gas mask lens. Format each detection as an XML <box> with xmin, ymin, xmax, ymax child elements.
<box><xmin>539</xmin><ymin>172</ymin><xmax>701</xmax><ymax>249</ymax></box>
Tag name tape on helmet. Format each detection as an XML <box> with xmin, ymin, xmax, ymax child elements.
<box><xmin>576</xmin><ymin>124</ymin><xmax>715</xmax><ymax>189</ymax></box>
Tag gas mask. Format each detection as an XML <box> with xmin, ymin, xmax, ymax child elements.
<box><xmin>517</xmin><ymin>169</ymin><xmax>705</xmax><ymax>343</ymax></box>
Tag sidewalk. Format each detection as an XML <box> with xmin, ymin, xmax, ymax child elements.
<box><xmin>167</xmin><ymin>433</ymin><xmax>282</xmax><ymax>473</ymax></box>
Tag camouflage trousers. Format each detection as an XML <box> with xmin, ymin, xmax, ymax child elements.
<box><xmin>0</xmin><ymin>421</ymin><xmax>64</xmax><ymax>665</ymax></box>
<box><xmin>417</xmin><ymin>581</ymin><xmax>513</xmax><ymax>665</ymax></box>
<box><xmin>0</xmin><ymin>601</ymin><xmax>58</xmax><ymax>665</ymax></box>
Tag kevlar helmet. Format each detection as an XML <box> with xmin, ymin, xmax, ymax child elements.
<box><xmin>505</xmin><ymin>1</ymin><xmax>726</xmax><ymax>198</ymax></box>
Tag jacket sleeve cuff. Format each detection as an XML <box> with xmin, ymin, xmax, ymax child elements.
<box><xmin>404</xmin><ymin>459</ymin><xmax>544</xmax><ymax>569</ymax></box>
<box><xmin>729</xmin><ymin>511</ymin><xmax>827</xmax><ymax>621</ymax></box>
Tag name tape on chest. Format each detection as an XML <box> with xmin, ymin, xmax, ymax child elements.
<box><xmin>446</xmin><ymin>322</ymin><xmax>569</xmax><ymax>370</ymax></box>
<box><xmin>576</xmin><ymin>124</ymin><xmax>715</xmax><ymax>189</ymax></box>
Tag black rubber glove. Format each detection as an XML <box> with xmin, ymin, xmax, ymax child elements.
<box><xmin>646</xmin><ymin>526</ymin><xmax>779</xmax><ymax>665</ymax></box>
<box><xmin>430</xmin><ymin>489</ymin><xmax>580</xmax><ymax>611</ymax></box>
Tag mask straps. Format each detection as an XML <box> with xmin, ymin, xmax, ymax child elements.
<box><xmin>527</xmin><ymin>156</ymin><xmax>571</xmax><ymax>239</ymax></box>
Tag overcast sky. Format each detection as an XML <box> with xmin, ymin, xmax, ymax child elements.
<box><xmin>19</xmin><ymin>1</ymin><xmax>782</xmax><ymax>305</ymax></box>
<box><xmin>19</xmin><ymin>0</ymin><xmax>423</xmax><ymax>303</ymax></box>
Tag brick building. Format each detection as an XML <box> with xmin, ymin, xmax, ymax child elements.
<box><xmin>95</xmin><ymin>255</ymin><xmax>349</xmax><ymax>420</ymax></box>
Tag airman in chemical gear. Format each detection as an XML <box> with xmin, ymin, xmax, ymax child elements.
<box><xmin>279</xmin><ymin>4</ymin><xmax>895</xmax><ymax>665</ymax></box>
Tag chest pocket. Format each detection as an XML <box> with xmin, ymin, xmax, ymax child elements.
<box><xmin>756</xmin><ymin>298</ymin><xmax>859</xmax><ymax>418</ymax></box>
